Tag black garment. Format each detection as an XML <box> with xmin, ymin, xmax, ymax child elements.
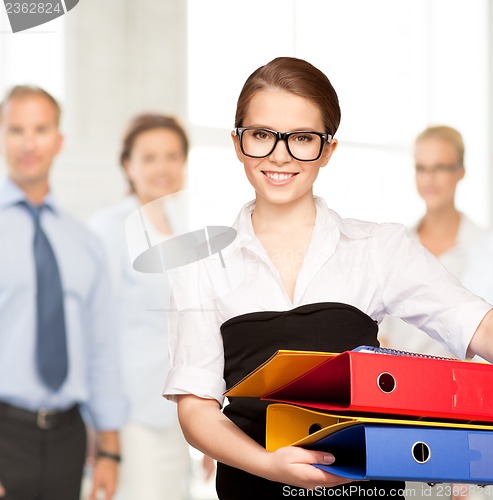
<box><xmin>218</xmin><ymin>302</ymin><xmax>405</xmax><ymax>499</ymax></box>
<box><xmin>0</xmin><ymin>404</ymin><xmax>86</xmax><ymax>500</ymax></box>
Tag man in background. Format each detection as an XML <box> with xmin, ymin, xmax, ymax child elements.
<box><xmin>0</xmin><ymin>85</ymin><xmax>125</xmax><ymax>500</ymax></box>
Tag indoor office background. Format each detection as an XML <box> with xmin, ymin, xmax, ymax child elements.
<box><xmin>0</xmin><ymin>0</ymin><xmax>491</xmax><ymax>231</ymax></box>
<box><xmin>0</xmin><ymin>1</ymin><xmax>491</xmax><ymax>500</ymax></box>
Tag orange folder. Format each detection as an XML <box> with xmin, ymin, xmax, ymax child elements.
<box><xmin>225</xmin><ymin>349</ymin><xmax>493</xmax><ymax>422</ymax></box>
<box><xmin>225</xmin><ymin>349</ymin><xmax>337</xmax><ymax>397</ymax></box>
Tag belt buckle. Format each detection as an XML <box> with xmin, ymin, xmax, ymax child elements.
<box><xmin>37</xmin><ymin>408</ymin><xmax>52</xmax><ymax>430</ymax></box>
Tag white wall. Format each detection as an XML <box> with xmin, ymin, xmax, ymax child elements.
<box><xmin>0</xmin><ymin>0</ymin><xmax>491</xmax><ymax>229</ymax></box>
<box><xmin>0</xmin><ymin>0</ymin><xmax>189</xmax><ymax>221</ymax></box>
<box><xmin>186</xmin><ymin>0</ymin><xmax>490</xmax><ymax>229</ymax></box>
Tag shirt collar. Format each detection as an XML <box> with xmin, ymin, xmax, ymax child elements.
<box><xmin>410</xmin><ymin>213</ymin><xmax>476</xmax><ymax>248</ymax></box>
<box><xmin>231</xmin><ymin>199</ymin><xmax>257</xmax><ymax>248</ymax></box>
<box><xmin>232</xmin><ymin>195</ymin><xmax>372</xmax><ymax>249</ymax></box>
<box><xmin>455</xmin><ymin>214</ymin><xmax>476</xmax><ymax>246</ymax></box>
<box><xmin>0</xmin><ymin>176</ymin><xmax>59</xmax><ymax>213</ymax></box>
<box><xmin>230</xmin><ymin>196</ymin><xmax>372</xmax><ymax>305</ymax></box>
<box><xmin>320</xmin><ymin>200</ymin><xmax>374</xmax><ymax>240</ymax></box>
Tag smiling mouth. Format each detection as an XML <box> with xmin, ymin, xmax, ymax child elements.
<box><xmin>262</xmin><ymin>171</ymin><xmax>299</xmax><ymax>181</ymax></box>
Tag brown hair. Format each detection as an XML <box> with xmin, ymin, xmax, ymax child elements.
<box><xmin>415</xmin><ymin>125</ymin><xmax>465</xmax><ymax>166</ymax></box>
<box><xmin>120</xmin><ymin>113</ymin><xmax>189</xmax><ymax>167</ymax></box>
<box><xmin>119</xmin><ymin>113</ymin><xmax>189</xmax><ymax>193</ymax></box>
<box><xmin>235</xmin><ymin>57</ymin><xmax>341</xmax><ymax>136</ymax></box>
<box><xmin>0</xmin><ymin>85</ymin><xmax>61</xmax><ymax>125</ymax></box>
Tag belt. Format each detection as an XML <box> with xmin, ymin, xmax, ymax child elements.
<box><xmin>0</xmin><ymin>402</ymin><xmax>80</xmax><ymax>430</ymax></box>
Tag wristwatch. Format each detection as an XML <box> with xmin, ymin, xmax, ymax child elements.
<box><xmin>96</xmin><ymin>450</ymin><xmax>122</xmax><ymax>463</ymax></box>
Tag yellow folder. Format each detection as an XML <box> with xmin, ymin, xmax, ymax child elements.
<box><xmin>266</xmin><ymin>403</ymin><xmax>493</xmax><ymax>452</ymax></box>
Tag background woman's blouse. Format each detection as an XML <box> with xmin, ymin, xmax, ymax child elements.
<box><xmin>90</xmin><ymin>195</ymin><xmax>186</xmax><ymax>428</ymax></box>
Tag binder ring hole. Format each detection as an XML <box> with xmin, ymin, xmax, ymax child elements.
<box><xmin>308</xmin><ymin>424</ymin><xmax>323</xmax><ymax>434</ymax></box>
<box><xmin>377</xmin><ymin>372</ymin><xmax>396</xmax><ymax>393</ymax></box>
<box><xmin>412</xmin><ymin>441</ymin><xmax>431</xmax><ymax>464</ymax></box>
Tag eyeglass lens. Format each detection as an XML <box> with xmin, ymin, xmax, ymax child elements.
<box><xmin>415</xmin><ymin>164</ymin><xmax>461</xmax><ymax>175</ymax></box>
<box><xmin>241</xmin><ymin>129</ymin><xmax>323</xmax><ymax>161</ymax></box>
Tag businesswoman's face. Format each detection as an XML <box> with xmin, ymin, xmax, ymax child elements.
<box><xmin>232</xmin><ymin>88</ymin><xmax>337</xmax><ymax>208</ymax></box>
<box><xmin>414</xmin><ymin>137</ymin><xmax>464</xmax><ymax>212</ymax></box>
<box><xmin>124</xmin><ymin>127</ymin><xmax>186</xmax><ymax>205</ymax></box>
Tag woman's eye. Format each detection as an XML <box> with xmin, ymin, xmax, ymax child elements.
<box><xmin>252</xmin><ymin>130</ymin><xmax>271</xmax><ymax>141</ymax></box>
<box><xmin>250</xmin><ymin>128</ymin><xmax>274</xmax><ymax>141</ymax></box>
<box><xmin>293</xmin><ymin>134</ymin><xmax>313</xmax><ymax>143</ymax></box>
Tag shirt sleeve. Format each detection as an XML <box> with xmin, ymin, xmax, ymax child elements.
<box><xmin>375</xmin><ymin>224</ymin><xmax>492</xmax><ymax>359</ymax></box>
<box><xmin>163</xmin><ymin>287</ymin><xmax>226</xmax><ymax>405</ymax></box>
<box><xmin>462</xmin><ymin>232</ymin><xmax>493</xmax><ymax>304</ymax></box>
<box><xmin>83</xmin><ymin>242</ymin><xmax>127</xmax><ymax>430</ymax></box>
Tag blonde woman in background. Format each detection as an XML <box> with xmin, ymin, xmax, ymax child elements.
<box><xmin>379</xmin><ymin>125</ymin><xmax>485</xmax><ymax>358</ymax></box>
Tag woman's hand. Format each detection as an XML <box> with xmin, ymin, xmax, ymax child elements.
<box><xmin>177</xmin><ymin>395</ymin><xmax>353</xmax><ymax>490</ymax></box>
<box><xmin>263</xmin><ymin>445</ymin><xmax>354</xmax><ymax>490</ymax></box>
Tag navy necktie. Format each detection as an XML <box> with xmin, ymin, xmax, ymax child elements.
<box><xmin>22</xmin><ymin>202</ymin><xmax>68</xmax><ymax>391</ymax></box>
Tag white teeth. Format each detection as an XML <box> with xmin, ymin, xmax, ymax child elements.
<box><xmin>266</xmin><ymin>172</ymin><xmax>294</xmax><ymax>181</ymax></box>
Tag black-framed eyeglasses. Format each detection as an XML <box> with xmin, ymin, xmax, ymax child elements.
<box><xmin>234</xmin><ymin>127</ymin><xmax>332</xmax><ymax>162</ymax></box>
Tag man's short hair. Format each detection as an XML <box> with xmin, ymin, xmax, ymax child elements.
<box><xmin>0</xmin><ymin>85</ymin><xmax>62</xmax><ymax>126</ymax></box>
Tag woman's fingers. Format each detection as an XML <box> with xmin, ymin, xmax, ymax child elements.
<box><xmin>268</xmin><ymin>446</ymin><xmax>354</xmax><ymax>490</ymax></box>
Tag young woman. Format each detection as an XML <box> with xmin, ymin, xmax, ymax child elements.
<box><xmin>380</xmin><ymin>126</ymin><xmax>484</xmax><ymax>358</ymax></box>
<box><xmin>89</xmin><ymin>114</ymin><xmax>192</xmax><ymax>500</ymax></box>
<box><xmin>413</xmin><ymin>126</ymin><xmax>474</xmax><ymax>262</ymax></box>
<box><xmin>163</xmin><ymin>57</ymin><xmax>493</xmax><ymax>499</ymax></box>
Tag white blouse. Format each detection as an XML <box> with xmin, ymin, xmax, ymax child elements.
<box><xmin>379</xmin><ymin>214</ymin><xmax>485</xmax><ymax>358</ymax></box>
<box><xmin>89</xmin><ymin>195</ymin><xmax>188</xmax><ymax>428</ymax></box>
<box><xmin>163</xmin><ymin>197</ymin><xmax>491</xmax><ymax>405</ymax></box>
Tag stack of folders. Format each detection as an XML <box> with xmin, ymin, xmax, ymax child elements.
<box><xmin>224</xmin><ymin>346</ymin><xmax>493</xmax><ymax>484</ymax></box>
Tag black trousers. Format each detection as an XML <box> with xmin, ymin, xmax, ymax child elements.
<box><xmin>0</xmin><ymin>404</ymin><xmax>87</xmax><ymax>500</ymax></box>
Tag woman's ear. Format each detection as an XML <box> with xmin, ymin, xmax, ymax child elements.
<box><xmin>231</xmin><ymin>131</ymin><xmax>245</xmax><ymax>164</ymax></box>
<box><xmin>320</xmin><ymin>138</ymin><xmax>338</xmax><ymax>167</ymax></box>
<box><xmin>122</xmin><ymin>159</ymin><xmax>134</xmax><ymax>182</ymax></box>
<box><xmin>55</xmin><ymin>132</ymin><xmax>64</xmax><ymax>155</ymax></box>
